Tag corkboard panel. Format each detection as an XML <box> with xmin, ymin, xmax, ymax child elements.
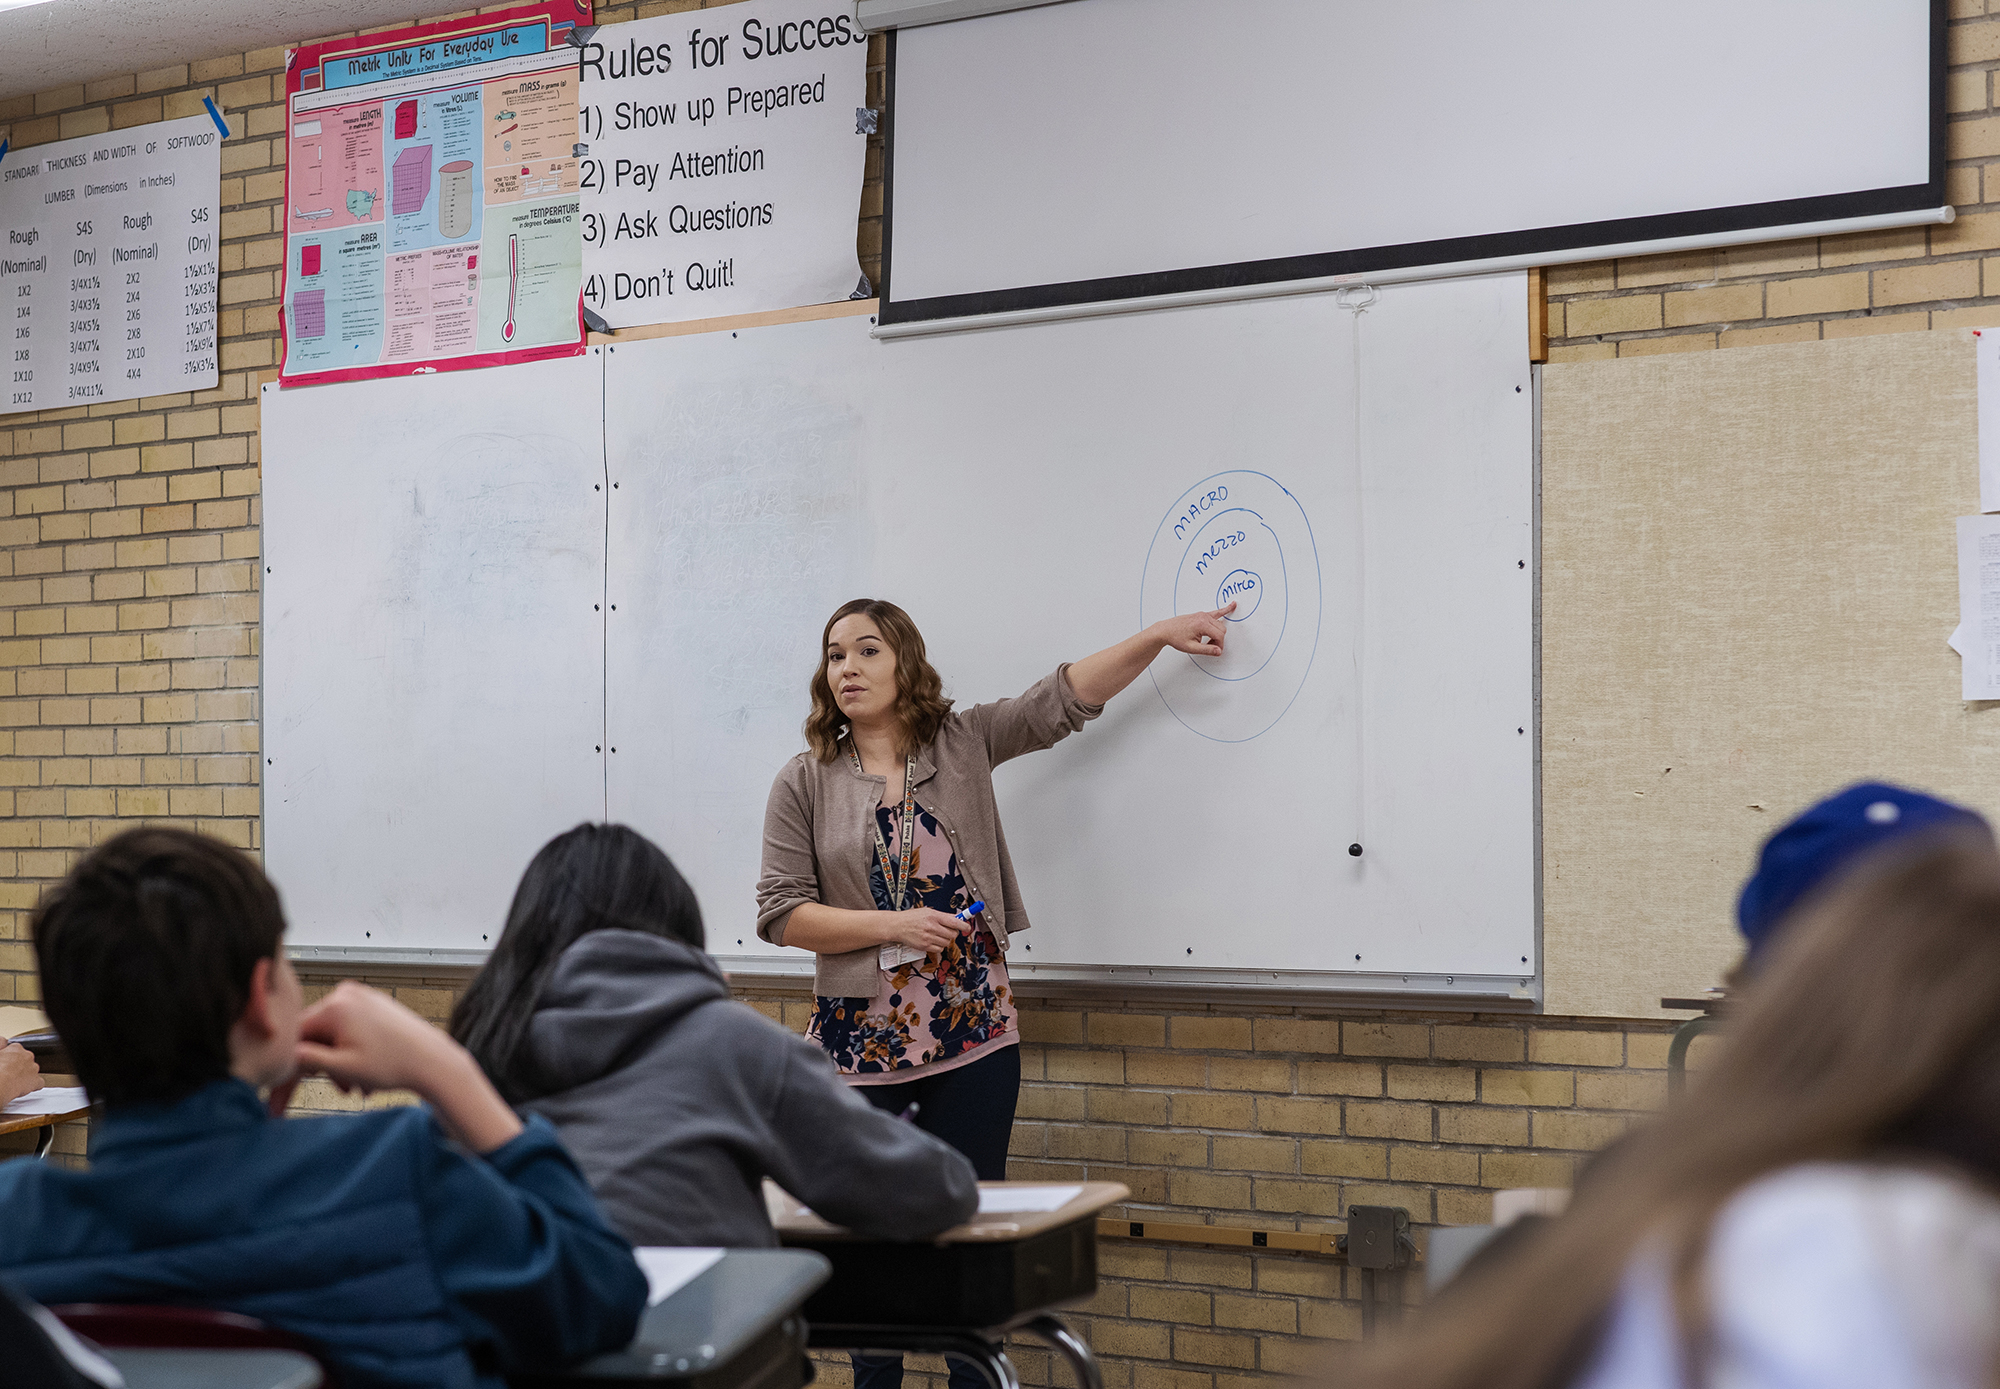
<box><xmin>1541</xmin><ymin>331</ymin><xmax>2000</xmax><ymax>1018</ymax></box>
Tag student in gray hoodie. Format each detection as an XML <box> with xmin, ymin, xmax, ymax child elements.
<box><xmin>450</xmin><ymin>823</ymin><xmax>978</xmax><ymax>1248</ymax></box>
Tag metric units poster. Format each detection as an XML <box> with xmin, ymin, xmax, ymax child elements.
<box><xmin>278</xmin><ymin>0</ymin><xmax>593</xmax><ymax>386</ymax></box>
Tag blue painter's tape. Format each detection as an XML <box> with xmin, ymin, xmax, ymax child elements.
<box><xmin>202</xmin><ymin>97</ymin><xmax>230</xmax><ymax>138</ymax></box>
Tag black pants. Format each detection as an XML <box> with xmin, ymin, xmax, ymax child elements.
<box><xmin>849</xmin><ymin>1044</ymin><xmax>1020</xmax><ymax>1389</ymax></box>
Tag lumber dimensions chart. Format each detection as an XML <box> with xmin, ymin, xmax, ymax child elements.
<box><xmin>1</xmin><ymin>114</ymin><xmax>222</xmax><ymax>412</ymax></box>
<box><xmin>279</xmin><ymin>1</ymin><xmax>588</xmax><ymax>385</ymax></box>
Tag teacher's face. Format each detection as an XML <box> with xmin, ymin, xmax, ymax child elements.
<box><xmin>826</xmin><ymin>613</ymin><xmax>898</xmax><ymax>728</ymax></box>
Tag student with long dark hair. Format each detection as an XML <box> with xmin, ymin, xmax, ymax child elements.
<box><xmin>450</xmin><ymin>823</ymin><xmax>976</xmax><ymax>1247</ymax></box>
<box><xmin>1345</xmin><ymin>824</ymin><xmax>2000</xmax><ymax>1389</ymax></box>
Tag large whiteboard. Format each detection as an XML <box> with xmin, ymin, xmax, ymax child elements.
<box><xmin>262</xmin><ymin>357</ymin><xmax>607</xmax><ymax>961</ymax></box>
<box><xmin>263</xmin><ymin>275</ymin><xmax>1534</xmax><ymax>994</ymax></box>
<box><xmin>608</xmin><ymin>276</ymin><xmax>1532</xmax><ymax>991</ymax></box>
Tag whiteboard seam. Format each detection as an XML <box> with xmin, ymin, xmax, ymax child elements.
<box><xmin>1347</xmin><ymin>293</ymin><xmax>1367</xmax><ymax>856</ymax></box>
<box><xmin>600</xmin><ymin>347</ymin><xmax>611</xmax><ymax>821</ymax></box>
<box><xmin>1531</xmin><ymin>361</ymin><xmax>1545</xmax><ymax>1012</ymax></box>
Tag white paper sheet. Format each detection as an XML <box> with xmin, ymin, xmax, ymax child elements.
<box><xmin>1952</xmin><ymin>623</ymin><xmax>1968</xmax><ymax>656</ymax></box>
<box><xmin>1980</xmin><ymin>333</ymin><xmax>2000</xmax><ymax>514</ymax></box>
<box><xmin>0</xmin><ymin>115</ymin><xmax>221</xmax><ymax>411</ymax></box>
<box><xmin>977</xmin><ymin>1185</ymin><xmax>1084</xmax><ymax>1215</ymax></box>
<box><xmin>0</xmin><ymin>1085</ymin><xmax>89</xmax><ymax>1118</ymax></box>
<box><xmin>634</xmin><ymin>1248</ymin><xmax>724</xmax><ymax>1306</ymax></box>
<box><xmin>1957</xmin><ymin>516</ymin><xmax>2000</xmax><ymax>700</ymax></box>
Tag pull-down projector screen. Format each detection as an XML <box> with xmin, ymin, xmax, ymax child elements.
<box><xmin>879</xmin><ymin>0</ymin><xmax>1944</xmax><ymax>327</ymax></box>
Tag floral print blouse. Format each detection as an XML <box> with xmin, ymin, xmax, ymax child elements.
<box><xmin>807</xmin><ymin>798</ymin><xmax>1018</xmax><ymax>1083</ymax></box>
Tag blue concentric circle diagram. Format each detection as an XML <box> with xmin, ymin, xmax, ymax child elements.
<box><xmin>1141</xmin><ymin>470</ymin><xmax>1321</xmax><ymax>743</ymax></box>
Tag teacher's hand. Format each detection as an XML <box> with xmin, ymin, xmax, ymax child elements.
<box><xmin>889</xmin><ymin>908</ymin><xmax>962</xmax><ymax>957</ymax></box>
<box><xmin>1157</xmin><ymin>603</ymin><xmax>1235</xmax><ymax>656</ymax></box>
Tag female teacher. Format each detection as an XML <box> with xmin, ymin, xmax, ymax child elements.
<box><xmin>756</xmin><ymin>599</ymin><xmax>1229</xmax><ymax>1360</ymax></box>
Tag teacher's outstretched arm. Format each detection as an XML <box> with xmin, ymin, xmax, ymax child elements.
<box><xmin>1066</xmin><ymin>602</ymin><xmax>1236</xmax><ymax>705</ymax></box>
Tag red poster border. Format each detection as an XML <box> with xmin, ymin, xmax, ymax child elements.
<box><xmin>276</xmin><ymin>0</ymin><xmax>594</xmax><ymax>388</ymax></box>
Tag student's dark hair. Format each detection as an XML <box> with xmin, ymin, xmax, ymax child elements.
<box><xmin>450</xmin><ymin>823</ymin><xmax>704</xmax><ymax>1102</ymax></box>
<box><xmin>1339</xmin><ymin>826</ymin><xmax>2000</xmax><ymax>1389</ymax></box>
<box><xmin>33</xmin><ymin>826</ymin><xmax>286</xmax><ymax>1107</ymax></box>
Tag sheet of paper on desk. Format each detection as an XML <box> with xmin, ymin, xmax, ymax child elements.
<box><xmin>978</xmin><ymin>1186</ymin><xmax>1084</xmax><ymax>1214</ymax></box>
<box><xmin>1</xmin><ymin>1085</ymin><xmax>88</xmax><ymax>1117</ymax></box>
<box><xmin>635</xmin><ymin>1248</ymin><xmax>724</xmax><ymax>1306</ymax></box>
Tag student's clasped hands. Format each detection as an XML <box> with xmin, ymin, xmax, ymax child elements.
<box><xmin>290</xmin><ymin>981</ymin><xmax>525</xmax><ymax>1154</ymax></box>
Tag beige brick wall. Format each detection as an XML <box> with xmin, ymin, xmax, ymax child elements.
<box><xmin>292</xmin><ymin>980</ymin><xmax>1696</xmax><ymax>1387</ymax></box>
<box><xmin>735</xmin><ymin>989</ymin><xmax>1687</xmax><ymax>1386</ymax></box>
<box><xmin>0</xmin><ymin>0</ymin><xmax>885</xmax><ymax>1003</ymax></box>
<box><xmin>0</xmin><ymin>7</ymin><xmax>1708</xmax><ymax>1387</ymax></box>
<box><xmin>1547</xmin><ymin>4</ymin><xmax>2000</xmax><ymax>359</ymax></box>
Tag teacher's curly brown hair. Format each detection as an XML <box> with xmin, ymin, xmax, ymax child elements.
<box><xmin>804</xmin><ymin>598</ymin><xmax>955</xmax><ymax>761</ymax></box>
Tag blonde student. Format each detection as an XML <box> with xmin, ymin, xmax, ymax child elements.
<box><xmin>1345</xmin><ymin>817</ymin><xmax>2000</xmax><ymax>1389</ymax></box>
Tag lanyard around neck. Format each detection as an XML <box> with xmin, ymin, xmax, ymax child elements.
<box><xmin>847</xmin><ymin>739</ymin><xmax>919</xmax><ymax>911</ymax></box>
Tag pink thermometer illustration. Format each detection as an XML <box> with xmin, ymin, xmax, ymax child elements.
<box><xmin>503</xmin><ymin>234</ymin><xmax>519</xmax><ymax>342</ymax></box>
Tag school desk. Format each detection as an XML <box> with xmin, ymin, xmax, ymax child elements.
<box><xmin>103</xmin><ymin>1348</ymin><xmax>322</xmax><ymax>1389</ymax></box>
<box><xmin>0</xmin><ymin>1088</ymin><xmax>91</xmax><ymax>1160</ymax></box>
<box><xmin>520</xmin><ymin>1247</ymin><xmax>830</xmax><ymax>1388</ymax></box>
<box><xmin>768</xmin><ymin>1180</ymin><xmax>1129</xmax><ymax>1389</ymax></box>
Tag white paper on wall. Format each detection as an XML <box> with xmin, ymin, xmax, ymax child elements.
<box><xmin>1979</xmin><ymin>332</ymin><xmax>2000</xmax><ymax>514</ymax></box>
<box><xmin>1956</xmin><ymin>515</ymin><xmax>2000</xmax><ymax>700</ymax></box>
<box><xmin>0</xmin><ymin>114</ymin><xmax>220</xmax><ymax>411</ymax></box>
<box><xmin>577</xmin><ymin>0</ymin><xmax>868</xmax><ymax>329</ymax></box>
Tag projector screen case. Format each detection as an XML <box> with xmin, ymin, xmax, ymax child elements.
<box><xmin>877</xmin><ymin>0</ymin><xmax>1946</xmax><ymax>328</ymax></box>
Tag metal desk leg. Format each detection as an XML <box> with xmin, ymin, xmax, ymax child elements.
<box><xmin>814</xmin><ymin>1329</ymin><xmax>1019</xmax><ymax>1389</ymax></box>
<box><xmin>950</xmin><ymin>1340</ymin><xmax>1019</xmax><ymax>1389</ymax></box>
<box><xmin>33</xmin><ymin>1124</ymin><xmax>56</xmax><ymax>1161</ymax></box>
<box><xmin>1018</xmin><ymin>1315</ymin><xmax>1101</xmax><ymax>1389</ymax></box>
<box><xmin>1667</xmin><ymin>1015</ymin><xmax>1718</xmax><ymax>1099</ymax></box>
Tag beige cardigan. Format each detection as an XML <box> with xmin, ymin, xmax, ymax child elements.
<box><xmin>755</xmin><ymin>665</ymin><xmax>1103</xmax><ymax>996</ymax></box>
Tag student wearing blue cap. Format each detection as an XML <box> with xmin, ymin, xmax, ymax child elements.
<box><xmin>1735</xmin><ymin>780</ymin><xmax>1993</xmax><ymax>963</ymax></box>
<box><xmin>1341</xmin><ymin>785</ymin><xmax>2000</xmax><ymax>1389</ymax></box>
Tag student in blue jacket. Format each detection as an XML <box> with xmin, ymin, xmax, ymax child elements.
<box><xmin>0</xmin><ymin>827</ymin><xmax>648</xmax><ymax>1389</ymax></box>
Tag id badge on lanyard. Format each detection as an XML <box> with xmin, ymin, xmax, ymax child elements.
<box><xmin>847</xmin><ymin>741</ymin><xmax>928</xmax><ymax>971</ymax></box>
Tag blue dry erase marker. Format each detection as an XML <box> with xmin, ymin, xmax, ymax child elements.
<box><xmin>953</xmin><ymin>901</ymin><xmax>985</xmax><ymax>923</ymax></box>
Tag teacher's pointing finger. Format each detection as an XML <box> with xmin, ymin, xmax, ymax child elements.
<box><xmin>1171</xmin><ymin>603</ymin><xmax>1234</xmax><ymax>656</ymax></box>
